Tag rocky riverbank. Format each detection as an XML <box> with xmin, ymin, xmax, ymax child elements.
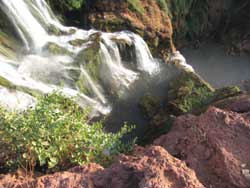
<box><xmin>1</xmin><ymin>93</ymin><xmax>250</xmax><ymax>188</ymax></box>
<box><xmin>1</xmin><ymin>0</ymin><xmax>250</xmax><ymax>187</ymax></box>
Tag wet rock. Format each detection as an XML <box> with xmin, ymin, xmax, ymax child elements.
<box><xmin>43</xmin><ymin>42</ymin><xmax>74</xmax><ymax>56</ymax></box>
<box><xmin>69</xmin><ymin>39</ymin><xmax>88</xmax><ymax>47</ymax></box>
<box><xmin>154</xmin><ymin>106</ymin><xmax>250</xmax><ymax>188</ymax></box>
<box><xmin>212</xmin><ymin>94</ymin><xmax>250</xmax><ymax>113</ymax></box>
<box><xmin>88</xmin><ymin>0</ymin><xmax>175</xmax><ymax>58</ymax></box>
<box><xmin>140</xmin><ymin>63</ymin><xmax>241</xmax><ymax>144</ymax></box>
<box><xmin>166</xmin><ymin>71</ymin><xmax>215</xmax><ymax>115</ymax></box>
<box><xmin>139</xmin><ymin>94</ymin><xmax>161</xmax><ymax>119</ymax></box>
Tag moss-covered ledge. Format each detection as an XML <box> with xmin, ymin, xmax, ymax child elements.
<box><xmin>139</xmin><ymin>67</ymin><xmax>242</xmax><ymax>144</ymax></box>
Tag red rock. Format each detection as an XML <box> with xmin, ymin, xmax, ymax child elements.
<box><xmin>228</xmin><ymin>96</ymin><xmax>250</xmax><ymax>113</ymax></box>
<box><xmin>0</xmin><ymin>147</ymin><xmax>203</xmax><ymax>188</ymax></box>
<box><xmin>154</xmin><ymin>107</ymin><xmax>250</xmax><ymax>188</ymax></box>
<box><xmin>92</xmin><ymin>146</ymin><xmax>203</xmax><ymax>188</ymax></box>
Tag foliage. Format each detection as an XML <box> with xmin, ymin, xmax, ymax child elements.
<box><xmin>0</xmin><ymin>92</ymin><xmax>135</xmax><ymax>170</ymax></box>
<box><xmin>168</xmin><ymin>72</ymin><xmax>215</xmax><ymax>114</ymax></box>
<box><xmin>47</xmin><ymin>0</ymin><xmax>86</xmax><ymax>11</ymax></box>
<box><xmin>127</xmin><ymin>0</ymin><xmax>145</xmax><ymax>15</ymax></box>
<box><xmin>169</xmin><ymin>0</ymin><xmax>209</xmax><ymax>40</ymax></box>
<box><xmin>168</xmin><ymin>72</ymin><xmax>241</xmax><ymax>115</ymax></box>
<box><xmin>176</xmin><ymin>79</ymin><xmax>214</xmax><ymax>112</ymax></box>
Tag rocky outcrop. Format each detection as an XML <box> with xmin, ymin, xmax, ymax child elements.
<box><xmin>2</xmin><ymin>95</ymin><xmax>250</xmax><ymax>188</ymax></box>
<box><xmin>139</xmin><ymin>62</ymin><xmax>241</xmax><ymax>144</ymax></box>
<box><xmin>88</xmin><ymin>0</ymin><xmax>175</xmax><ymax>58</ymax></box>
<box><xmin>0</xmin><ymin>146</ymin><xmax>204</xmax><ymax>188</ymax></box>
<box><xmin>154</xmin><ymin>98</ymin><xmax>250</xmax><ymax>188</ymax></box>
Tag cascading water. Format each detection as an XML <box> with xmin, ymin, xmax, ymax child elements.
<box><xmin>0</xmin><ymin>0</ymin><xmax>162</xmax><ymax>115</ymax></box>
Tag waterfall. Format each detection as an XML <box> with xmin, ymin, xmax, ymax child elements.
<box><xmin>0</xmin><ymin>0</ymin><xmax>161</xmax><ymax>116</ymax></box>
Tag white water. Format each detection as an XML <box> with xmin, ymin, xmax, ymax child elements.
<box><xmin>0</xmin><ymin>0</ymin><xmax>161</xmax><ymax>115</ymax></box>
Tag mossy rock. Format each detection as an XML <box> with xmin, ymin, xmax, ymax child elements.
<box><xmin>167</xmin><ymin>71</ymin><xmax>241</xmax><ymax>115</ymax></box>
<box><xmin>167</xmin><ymin>71</ymin><xmax>215</xmax><ymax>115</ymax></box>
<box><xmin>69</xmin><ymin>39</ymin><xmax>87</xmax><ymax>47</ymax></box>
<box><xmin>139</xmin><ymin>94</ymin><xmax>161</xmax><ymax>119</ymax></box>
<box><xmin>76</xmin><ymin>74</ymin><xmax>93</xmax><ymax>96</ymax></box>
<box><xmin>141</xmin><ymin>68</ymin><xmax>241</xmax><ymax>144</ymax></box>
<box><xmin>140</xmin><ymin>112</ymin><xmax>175</xmax><ymax>145</ymax></box>
<box><xmin>0</xmin><ymin>31</ymin><xmax>21</xmax><ymax>59</ymax></box>
<box><xmin>74</xmin><ymin>39</ymin><xmax>102</xmax><ymax>95</ymax></box>
<box><xmin>0</xmin><ymin>76</ymin><xmax>16</xmax><ymax>89</ymax></box>
<box><xmin>47</xmin><ymin>25</ymin><xmax>76</xmax><ymax>36</ymax></box>
<box><xmin>43</xmin><ymin>42</ymin><xmax>73</xmax><ymax>56</ymax></box>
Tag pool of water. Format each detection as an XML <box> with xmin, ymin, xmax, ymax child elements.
<box><xmin>181</xmin><ymin>42</ymin><xmax>250</xmax><ymax>90</ymax></box>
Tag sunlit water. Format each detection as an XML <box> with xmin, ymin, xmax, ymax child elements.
<box><xmin>0</xmin><ymin>0</ymin><xmax>162</xmax><ymax>115</ymax></box>
<box><xmin>0</xmin><ymin>0</ymin><xmax>194</xmax><ymax>139</ymax></box>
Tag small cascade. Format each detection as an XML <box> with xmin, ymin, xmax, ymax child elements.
<box><xmin>0</xmin><ymin>0</ymin><xmax>165</xmax><ymax>115</ymax></box>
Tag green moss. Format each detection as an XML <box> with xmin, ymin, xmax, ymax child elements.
<box><xmin>127</xmin><ymin>0</ymin><xmax>145</xmax><ymax>15</ymax></box>
<box><xmin>167</xmin><ymin>72</ymin><xmax>214</xmax><ymax>114</ymax></box>
<box><xmin>213</xmin><ymin>86</ymin><xmax>241</xmax><ymax>100</ymax></box>
<box><xmin>0</xmin><ymin>76</ymin><xmax>15</xmax><ymax>89</ymax></box>
<box><xmin>78</xmin><ymin>44</ymin><xmax>101</xmax><ymax>81</ymax></box>
<box><xmin>0</xmin><ymin>31</ymin><xmax>19</xmax><ymax>59</ymax></box>
<box><xmin>43</xmin><ymin>42</ymin><xmax>74</xmax><ymax>56</ymax></box>
<box><xmin>139</xmin><ymin>94</ymin><xmax>160</xmax><ymax>118</ymax></box>
<box><xmin>47</xmin><ymin>25</ymin><xmax>76</xmax><ymax>36</ymax></box>
<box><xmin>69</xmin><ymin>39</ymin><xmax>87</xmax><ymax>47</ymax></box>
<box><xmin>167</xmin><ymin>71</ymin><xmax>241</xmax><ymax>115</ymax></box>
<box><xmin>47</xmin><ymin>25</ymin><xmax>62</xmax><ymax>36</ymax></box>
<box><xmin>76</xmin><ymin>74</ymin><xmax>92</xmax><ymax>95</ymax></box>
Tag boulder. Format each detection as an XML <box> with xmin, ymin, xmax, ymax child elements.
<box><xmin>140</xmin><ymin>62</ymin><xmax>241</xmax><ymax>144</ymax></box>
<box><xmin>0</xmin><ymin>146</ymin><xmax>204</xmax><ymax>188</ymax></box>
<box><xmin>154</xmin><ymin>102</ymin><xmax>250</xmax><ymax>188</ymax></box>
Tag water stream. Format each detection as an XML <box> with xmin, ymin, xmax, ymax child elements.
<box><xmin>0</xmin><ymin>0</ymin><xmax>162</xmax><ymax>116</ymax></box>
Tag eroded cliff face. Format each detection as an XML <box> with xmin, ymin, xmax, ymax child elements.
<box><xmin>87</xmin><ymin>0</ymin><xmax>176</xmax><ymax>58</ymax></box>
<box><xmin>45</xmin><ymin>0</ymin><xmax>250</xmax><ymax>56</ymax></box>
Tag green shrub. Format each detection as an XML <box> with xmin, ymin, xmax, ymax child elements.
<box><xmin>0</xmin><ymin>92</ymin><xmax>135</xmax><ymax>170</ymax></box>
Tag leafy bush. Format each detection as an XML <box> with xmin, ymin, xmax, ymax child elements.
<box><xmin>0</xmin><ymin>92</ymin><xmax>135</xmax><ymax>170</ymax></box>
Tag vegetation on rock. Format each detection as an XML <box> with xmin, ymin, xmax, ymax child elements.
<box><xmin>167</xmin><ymin>71</ymin><xmax>241</xmax><ymax>115</ymax></box>
<box><xmin>140</xmin><ymin>66</ymin><xmax>241</xmax><ymax>144</ymax></box>
<box><xmin>43</xmin><ymin>42</ymin><xmax>74</xmax><ymax>56</ymax></box>
<box><xmin>127</xmin><ymin>0</ymin><xmax>145</xmax><ymax>15</ymax></box>
<box><xmin>0</xmin><ymin>92</ymin><xmax>135</xmax><ymax>171</ymax></box>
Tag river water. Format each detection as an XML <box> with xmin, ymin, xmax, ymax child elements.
<box><xmin>182</xmin><ymin>42</ymin><xmax>250</xmax><ymax>91</ymax></box>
